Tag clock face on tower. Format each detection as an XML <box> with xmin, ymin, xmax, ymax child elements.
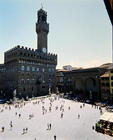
<box><xmin>42</xmin><ymin>48</ymin><xmax>47</xmax><ymax>53</ymax></box>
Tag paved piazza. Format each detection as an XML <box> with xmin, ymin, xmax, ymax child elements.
<box><xmin>0</xmin><ymin>95</ymin><xmax>112</xmax><ymax>140</ymax></box>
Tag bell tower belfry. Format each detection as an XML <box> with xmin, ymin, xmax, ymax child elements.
<box><xmin>36</xmin><ymin>8</ymin><xmax>49</xmax><ymax>53</ymax></box>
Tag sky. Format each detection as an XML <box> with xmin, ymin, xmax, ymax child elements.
<box><xmin>0</xmin><ymin>0</ymin><xmax>112</xmax><ymax>69</ymax></box>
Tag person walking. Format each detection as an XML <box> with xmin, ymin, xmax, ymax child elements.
<box><xmin>26</xmin><ymin>127</ymin><xmax>28</xmax><ymax>133</ymax></box>
<box><xmin>49</xmin><ymin>123</ymin><xmax>51</xmax><ymax>130</ymax></box>
<box><xmin>61</xmin><ymin>113</ymin><xmax>63</xmax><ymax>118</ymax></box>
<box><xmin>47</xmin><ymin>123</ymin><xmax>49</xmax><ymax>130</ymax></box>
<box><xmin>1</xmin><ymin>127</ymin><xmax>4</xmax><ymax>132</ymax></box>
<box><xmin>54</xmin><ymin>135</ymin><xmax>56</xmax><ymax>140</ymax></box>
<box><xmin>78</xmin><ymin>114</ymin><xmax>80</xmax><ymax>119</ymax></box>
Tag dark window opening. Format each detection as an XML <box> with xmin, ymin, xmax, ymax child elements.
<box><xmin>101</xmin><ymin>83</ymin><xmax>105</xmax><ymax>86</ymax></box>
<box><xmin>111</xmin><ymin>82</ymin><xmax>113</xmax><ymax>86</ymax></box>
<box><xmin>23</xmin><ymin>87</ymin><xmax>25</xmax><ymax>91</ymax></box>
<box><xmin>111</xmin><ymin>76</ymin><xmax>113</xmax><ymax>80</ymax></box>
<box><xmin>111</xmin><ymin>70</ymin><xmax>113</xmax><ymax>73</ymax></box>
<box><xmin>106</xmin><ymin>83</ymin><xmax>110</xmax><ymax>87</ymax></box>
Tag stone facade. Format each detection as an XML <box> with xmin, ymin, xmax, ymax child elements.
<box><xmin>0</xmin><ymin>8</ymin><xmax>57</xmax><ymax>99</ymax></box>
<box><xmin>0</xmin><ymin>64</ymin><xmax>6</xmax><ymax>97</ymax></box>
<box><xmin>100</xmin><ymin>69</ymin><xmax>113</xmax><ymax>103</ymax></box>
<box><xmin>57</xmin><ymin>67</ymin><xmax>108</xmax><ymax>101</ymax></box>
<box><xmin>56</xmin><ymin>69</ymin><xmax>66</xmax><ymax>93</ymax></box>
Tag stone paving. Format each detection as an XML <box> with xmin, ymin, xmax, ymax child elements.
<box><xmin>0</xmin><ymin>95</ymin><xmax>112</xmax><ymax>140</ymax></box>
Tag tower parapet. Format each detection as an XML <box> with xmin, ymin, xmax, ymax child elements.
<box><xmin>5</xmin><ymin>45</ymin><xmax>57</xmax><ymax>65</ymax></box>
<box><xmin>36</xmin><ymin>9</ymin><xmax>49</xmax><ymax>53</ymax></box>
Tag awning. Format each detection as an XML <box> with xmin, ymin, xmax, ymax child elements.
<box><xmin>100</xmin><ymin>112</ymin><xmax>113</xmax><ymax>123</ymax></box>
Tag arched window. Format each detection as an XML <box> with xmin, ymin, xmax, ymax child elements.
<box><xmin>21</xmin><ymin>66</ymin><xmax>25</xmax><ymax>71</ymax></box>
<box><xmin>32</xmin><ymin>67</ymin><xmax>35</xmax><ymax>72</ymax></box>
<box><xmin>27</xmin><ymin>66</ymin><xmax>30</xmax><ymax>71</ymax></box>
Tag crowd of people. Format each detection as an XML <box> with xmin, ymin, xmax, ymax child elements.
<box><xmin>0</xmin><ymin>94</ymin><xmax>104</xmax><ymax>140</ymax></box>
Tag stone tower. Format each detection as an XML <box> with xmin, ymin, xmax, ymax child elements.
<box><xmin>2</xmin><ymin>8</ymin><xmax>57</xmax><ymax>99</ymax></box>
<box><xmin>36</xmin><ymin>9</ymin><xmax>49</xmax><ymax>53</ymax></box>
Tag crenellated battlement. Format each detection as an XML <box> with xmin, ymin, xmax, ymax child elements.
<box><xmin>5</xmin><ymin>45</ymin><xmax>56</xmax><ymax>55</ymax></box>
<box><xmin>4</xmin><ymin>45</ymin><xmax>57</xmax><ymax>64</ymax></box>
<box><xmin>5</xmin><ymin>45</ymin><xmax>35</xmax><ymax>53</ymax></box>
